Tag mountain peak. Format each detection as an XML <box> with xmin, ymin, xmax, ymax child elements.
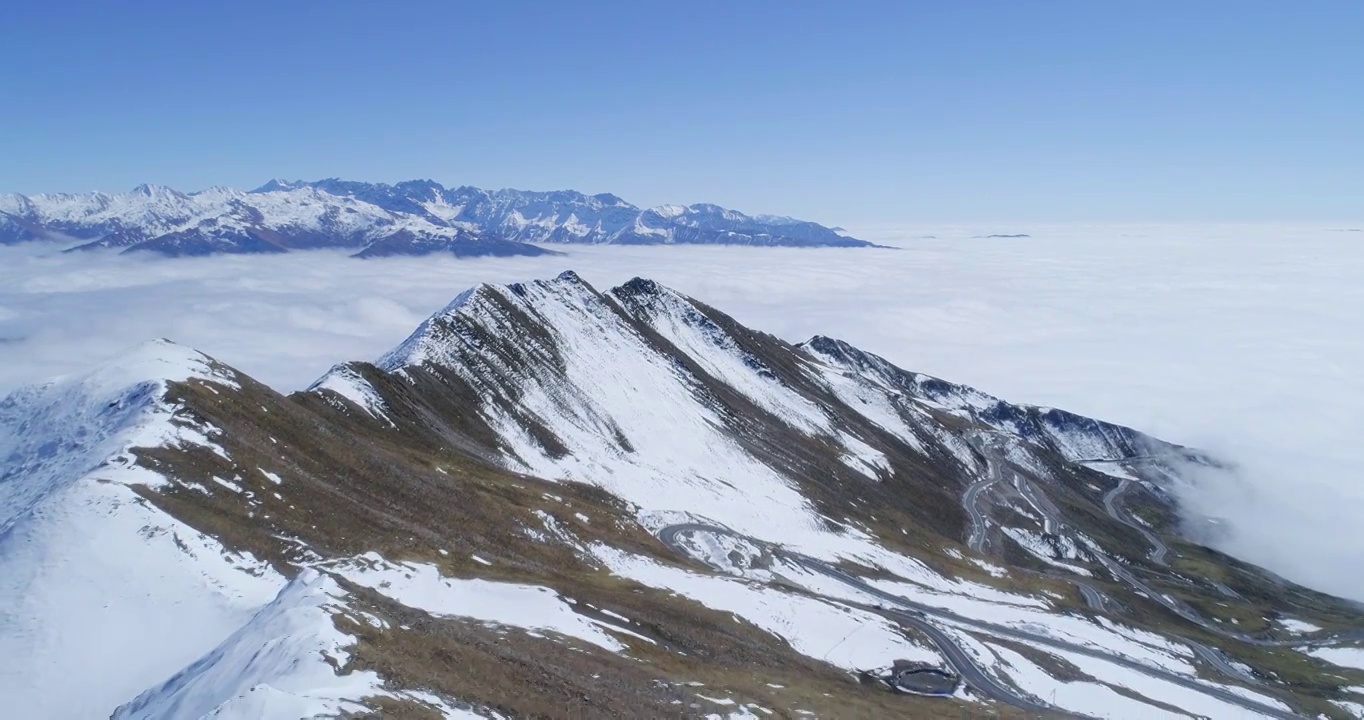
<box><xmin>589</xmin><ymin>192</ymin><xmax>628</xmax><ymax>206</ymax></box>
<box><xmin>131</xmin><ymin>183</ymin><xmax>185</xmax><ymax>199</ymax></box>
<box><xmin>375</xmin><ymin>271</ymin><xmax>603</xmax><ymax>373</ymax></box>
<box><xmin>553</xmin><ymin>269</ymin><xmax>586</xmax><ymax>284</ymax></box>
<box><xmin>611</xmin><ymin>276</ymin><xmax>667</xmax><ymax>299</ymax></box>
<box><xmin>648</xmin><ymin>204</ymin><xmax>688</xmax><ymax>218</ymax></box>
<box><xmin>393</xmin><ymin>178</ymin><xmax>445</xmax><ymax>193</ymax></box>
<box><xmin>50</xmin><ymin>338</ymin><xmax>234</xmax><ymax>395</ymax></box>
<box><xmin>251</xmin><ymin>179</ymin><xmax>305</xmax><ymax>193</ymax></box>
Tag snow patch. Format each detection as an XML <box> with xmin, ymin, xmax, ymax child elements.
<box><xmin>1310</xmin><ymin>647</ymin><xmax>1364</xmax><ymax>671</ymax></box>
<box><xmin>1276</xmin><ymin>616</ymin><xmax>1322</xmax><ymax>633</ymax></box>
<box><xmin>113</xmin><ymin>569</ymin><xmax>383</xmax><ymax>719</ymax></box>
<box><xmin>593</xmin><ymin>545</ymin><xmax>940</xmax><ymax>671</ymax></box>
<box><xmin>309</xmin><ymin>364</ymin><xmax>395</xmax><ymax>426</ymax></box>
<box><xmin>328</xmin><ymin>552</ymin><xmax>633</xmax><ymax>652</ymax></box>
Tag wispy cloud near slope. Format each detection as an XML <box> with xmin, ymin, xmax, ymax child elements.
<box><xmin>1</xmin><ymin>224</ymin><xmax>1359</xmax><ymax>600</ymax></box>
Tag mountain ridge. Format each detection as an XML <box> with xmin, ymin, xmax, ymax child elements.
<box><xmin>2</xmin><ymin>273</ymin><xmax>1362</xmax><ymax>719</ymax></box>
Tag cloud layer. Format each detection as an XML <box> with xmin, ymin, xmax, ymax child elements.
<box><xmin>1</xmin><ymin>225</ymin><xmax>1360</xmax><ymax>600</ymax></box>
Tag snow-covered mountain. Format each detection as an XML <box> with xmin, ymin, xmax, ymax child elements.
<box><xmin>2</xmin><ymin>274</ymin><xmax>1361</xmax><ymax>719</ymax></box>
<box><xmin>0</xmin><ymin>180</ymin><xmax>871</xmax><ymax>257</ymax></box>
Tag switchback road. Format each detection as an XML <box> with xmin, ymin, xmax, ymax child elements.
<box><xmin>657</xmin><ymin>523</ymin><xmax>1300</xmax><ymax>719</ymax></box>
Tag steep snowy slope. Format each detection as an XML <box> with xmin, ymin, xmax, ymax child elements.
<box><xmin>0</xmin><ymin>341</ymin><xmax>284</xmax><ymax>718</ymax></box>
<box><xmin>372</xmin><ymin>273</ymin><xmax>854</xmax><ymax>555</ymax></box>
<box><xmin>364</xmin><ymin>271</ymin><xmax>1168</xmax><ymax>557</ymax></box>
<box><xmin>3</xmin><ymin>274</ymin><xmax>1363</xmax><ymax>719</ymax></box>
<box><xmin>0</xmin><ymin>342</ymin><xmax>485</xmax><ymax>718</ymax></box>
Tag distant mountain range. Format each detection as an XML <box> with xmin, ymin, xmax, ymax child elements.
<box><xmin>0</xmin><ymin>180</ymin><xmax>871</xmax><ymax>258</ymax></box>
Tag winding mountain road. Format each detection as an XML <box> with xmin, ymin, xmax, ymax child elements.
<box><xmin>948</xmin><ymin>436</ymin><xmax>1363</xmax><ymax>709</ymax></box>
<box><xmin>958</xmin><ymin>439</ymin><xmax>1270</xmax><ymax>668</ymax></box>
<box><xmin>657</xmin><ymin>523</ymin><xmax>1301</xmax><ymax>719</ymax></box>
<box><xmin>1089</xmin><ymin>467</ymin><xmax>1359</xmax><ymax>649</ymax></box>
<box><xmin>1103</xmin><ymin>479</ymin><xmax>1169</xmax><ymax>565</ymax></box>
<box><xmin>1004</xmin><ymin>463</ymin><xmax>1264</xmax><ymax>646</ymax></box>
<box><xmin>965</xmin><ymin>440</ymin><xmax>1238</xmax><ymax>640</ymax></box>
<box><xmin>962</xmin><ymin>469</ymin><xmax>1000</xmax><ymax>553</ymax></box>
<box><xmin>1014</xmin><ymin>472</ymin><xmax>1063</xmax><ymax>535</ymax></box>
<box><xmin>1210</xmin><ymin>581</ymin><xmax>1242</xmax><ymax>600</ymax></box>
<box><xmin>1188</xmin><ymin>640</ymin><xmax>1260</xmax><ymax>685</ymax></box>
<box><xmin>1075</xmin><ymin>582</ymin><xmax>1109</xmax><ymax>612</ymax></box>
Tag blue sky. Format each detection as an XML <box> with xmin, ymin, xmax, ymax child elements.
<box><xmin>3</xmin><ymin>1</ymin><xmax>1360</xmax><ymax>223</ymax></box>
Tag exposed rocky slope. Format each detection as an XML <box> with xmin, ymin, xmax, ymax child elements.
<box><xmin>0</xmin><ymin>180</ymin><xmax>870</xmax><ymax>257</ymax></box>
<box><xmin>2</xmin><ymin>273</ymin><xmax>1361</xmax><ymax>719</ymax></box>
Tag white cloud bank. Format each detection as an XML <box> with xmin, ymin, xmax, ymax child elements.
<box><xmin>1</xmin><ymin>224</ymin><xmax>1360</xmax><ymax>601</ymax></box>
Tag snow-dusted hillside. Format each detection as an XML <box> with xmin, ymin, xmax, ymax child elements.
<box><xmin>0</xmin><ymin>341</ymin><xmax>284</xmax><ymax>718</ymax></box>
<box><xmin>2</xmin><ymin>274</ymin><xmax>1360</xmax><ymax>719</ymax></box>
<box><xmin>334</xmin><ymin>272</ymin><xmax>1360</xmax><ymax>717</ymax></box>
<box><xmin>0</xmin><ymin>179</ymin><xmax>870</xmax><ymax>257</ymax></box>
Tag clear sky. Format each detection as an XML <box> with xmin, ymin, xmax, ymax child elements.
<box><xmin>3</xmin><ymin>1</ymin><xmax>1360</xmax><ymax>224</ymax></box>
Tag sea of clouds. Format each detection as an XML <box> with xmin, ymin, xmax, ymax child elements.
<box><xmin>1</xmin><ymin>224</ymin><xmax>1360</xmax><ymax>601</ymax></box>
